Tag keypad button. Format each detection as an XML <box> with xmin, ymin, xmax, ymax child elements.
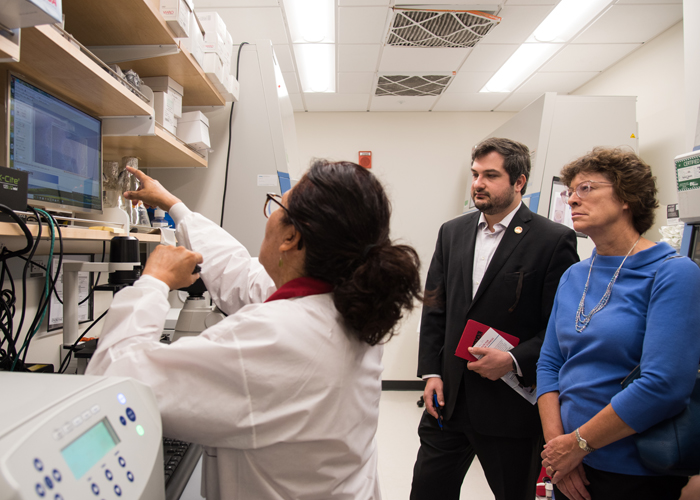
<box><xmin>105</xmin><ymin>470</ymin><xmax>113</xmax><ymax>481</ymax></box>
<box><xmin>52</xmin><ymin>469</ymin><xmax>62</xmax><ymax>482</ymax></box>
<box><xmin>126</xmin><ymin>471</ymin><xmax>134</xmax><ymax>482</ymax></box>
<box><xmin>34</xmin><ymin>458</ymin><xmax>44</xmax><ymax>471</ymax></box>
<box><xmin>125</xmin><ymin>408</ymin><xmax>136</xmax><ymax>422</ymax></box>
<box><xmin>54</xmin><ymin>494</ymin><xmax>64</xmax><ymax>500</ymax></box>
<box><xmin>44</xmin><ymin>476</ymin><xmax>53</xmax><ymax>489</ymax></box>
<box><xmin>114</xmin><ymin>485</ymin><xmax>122</xmax><ymax>496</ymax></box>
<box><xmin>91</xmin><ymin>483</ymin><xmax>99</xmax><ymax>495</ymax></box>
<box><xmin>118</xmin><ymin>457</ymin><xmax>126</xmax><ymax>468</ymax></box>
<box><xmin>82</xmin><ymin>410</ymin><xmax>92</xmax><ymax>420</ymax></box>
<box><xmin>35</xmin><ymin>483</ymin><xmax>45</xmax><ymax>497</ymax></box>
<box><xmin>91</xmin><ymin>404</ymin><xmax>100</xmax><ymax>414</ymax></box>
<box><xmin>119</xmin><ymin>416</ymin><xmax>127</xmax><ymax>426</ymax></box>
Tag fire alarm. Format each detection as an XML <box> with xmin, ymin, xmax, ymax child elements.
<box><xmin>359</xmin><ymin>151</ymin><xmax>372</xmax><ymax>169</ymax></box>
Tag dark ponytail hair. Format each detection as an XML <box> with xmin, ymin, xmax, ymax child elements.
<box><xmin>284</xmin><ymin>160</ymin><xmax>422</xmax><ymax>345</ymax></box>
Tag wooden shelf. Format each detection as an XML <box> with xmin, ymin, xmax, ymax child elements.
<box><xmin>0</xmin><ymin>222</ymin><xmax>161</xmax><ymax>242</ymax></box>
<box><xmin>1</xmin><ymin>25</ymin><xmax>152</xmax><ymax>118</ymax></box>
<box><xmin>0</xmin><ymin>30</ymin><xmax>20</xmax><ymax>62</ymax></box>
<box><xmin>103</xmin><ymin>125</ymin><xmax>207</xmax><ymax>169</ymax></box>
<box><xmin>62</xmin><ymin>0</ymin><xmax>225</xmax><ymax>107</ymax></box>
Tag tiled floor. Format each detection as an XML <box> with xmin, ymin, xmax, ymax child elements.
<box><xmin>377</xmin><ymin>390</ymin><xmax>494</xmax><ymax>500</ymax></box>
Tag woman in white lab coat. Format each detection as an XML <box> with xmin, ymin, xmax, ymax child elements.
<box><xmin>86</xmin><ymin>160</ymin><xmax>423</xmax><ymax>500</ymax></box>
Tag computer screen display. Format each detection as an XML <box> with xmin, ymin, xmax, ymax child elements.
<box><xmin>8</xmin><ymin>74</ymin><xmax>102</xmax><ymax>213</ymax></box>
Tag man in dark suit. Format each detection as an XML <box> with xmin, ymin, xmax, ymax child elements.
<box><xmin>411</xmin><ymin>138</ymin><xmax>579</xmax><ymax>500</ymax></box>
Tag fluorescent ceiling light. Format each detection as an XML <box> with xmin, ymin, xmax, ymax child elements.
<box><xmin>284</xmin><ymin>0</ymin><xmax>335</xmax><ymax>43</ymax></box>
<box><xmin>532</xmin><ymin>0</ymin><xmax>613</xmax><ymax>43</ymax></box>
<box><xmin>481</xmin><ymin>44</ymin><xmax>560</xmax><ymax>93</ymax></box>
<box><xmin>284</xmin><ymin>0</ymin><xmax>335</xmax><ymax>93</ymax></box>
<box><xmin>294</xmin><ymin>44</ymin><xmax>336</xmax><ymax>93</ymax></box>
<box><xmin>480</xmin><ymin>0</ymin><xmax>612</xmax><ymax>93</ymax></box>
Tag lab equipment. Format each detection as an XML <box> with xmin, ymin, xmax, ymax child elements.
<box><xmin>7</xmin><ymin>73</ymin><xmax>103</xmax><ymax>215</ymax></box>
<box><xmin>172</xmin><ymin>279</ymin><xmax>224</xmax><ymax>343</ymax></box>
<box><xmin>0</xmin><ymin>372</ymin><xmax>164</xmax><ymax>500</ymax></box>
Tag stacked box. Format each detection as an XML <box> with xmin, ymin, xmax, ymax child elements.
<box><xmin>141</xmin><ymin>76</ymin><xmax>184</xmax><ymax>118</ymax></box>
<box><xmin>152</xmin><ymin>92</ymin><xmax>177</xmax><ymax>135</ymax></box>
<box><xmin>161</xmin><ymin>0</ymin><xmax>193</xmax><ymax>38</ymax></box>
<box><xmin>177</xmin><ymin>111</ymin><xmax>210</xmax><ymax>151</ymax></box>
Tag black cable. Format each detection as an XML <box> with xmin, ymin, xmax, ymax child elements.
<box><xmin>0</xmin><ymin>204</ymin><xmax>33</xmax><ymax>259</ymax></box>
<box><xmin>220</xmin><ymin>41</ymin><xmax>249</xmax><ymax>228</ymax></box>
<box><xmin>13</xmin><ymin>207</ymin><xmax>42</xmax><ymax>354</ymax></box>
<box><xmin>51</xmin><ymin>240</ymin><xmax>104</xmax><ymax>306</ymax></box>
<box><xmin>59</xmin><ymin>308</ymin><xmax>108</xmax><ymax>374</ymax></box>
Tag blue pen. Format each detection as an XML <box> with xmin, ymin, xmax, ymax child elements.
<box><xmin>433</xmin><ymin>393</ymin><xmax>444</xmax><ymax>430</ymax></box>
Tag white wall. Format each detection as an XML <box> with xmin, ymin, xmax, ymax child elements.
<box><xmin>572</xmin><ymin>21</ymin><xmax>685</xmax><ymax>240</ymax></box>
<box><xmin>294</xmin><ymin>111</ymin><xmax>513</xmax><ymax>380</ymax></box>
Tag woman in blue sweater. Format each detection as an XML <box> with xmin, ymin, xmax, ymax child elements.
<box><xmin>537</xmin><ymin>147</ymin><xmax>700</xmax><ymax>500</ymax></box>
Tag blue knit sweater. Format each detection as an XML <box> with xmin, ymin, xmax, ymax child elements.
<box><xmin>537</xmin><ymin>242</ymin><xmax>700</xmax><ymax>475</ymax></box>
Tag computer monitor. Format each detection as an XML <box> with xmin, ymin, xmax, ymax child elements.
<box><xmin>7</xmin><ymin>73</ymin><xmax>102</xmax><ymax>214</ymax></box>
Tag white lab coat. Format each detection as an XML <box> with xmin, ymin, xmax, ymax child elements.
<box><xmin>86</xmin><ymin>205</ymin><xmax>383</xmax><ymax>499</ymax></box>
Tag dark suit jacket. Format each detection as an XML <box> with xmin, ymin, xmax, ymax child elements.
<box><xmin>418</xmin><ymin>203</ymin><xmax>578</xmax><ymax>438</ymax></box>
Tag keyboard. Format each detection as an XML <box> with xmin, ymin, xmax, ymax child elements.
<box><xmin>163</xmin><ymin>437</ymin><xmax>203</xmax><ymax>500</ymax></box>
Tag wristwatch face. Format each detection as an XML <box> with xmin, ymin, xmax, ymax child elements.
<box><xmin>578</xmin><ymin>440</ymin><xmax>587</xmax><ymax>450</ymax></box>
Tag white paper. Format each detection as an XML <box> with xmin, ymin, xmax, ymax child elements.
<box><xmin>257</xmin><ymin>174</ymin><xmax>278</xmax><ymax>187</ymax></box>
<box><xmin>472</xmin><ymin>327</ymin><xmax>538</xmax><ymax>405</ymax></box>
<box><xmin>49</xmin><ymin>256</ymin><xmax>92</xmax><ymax>329</ymax></box>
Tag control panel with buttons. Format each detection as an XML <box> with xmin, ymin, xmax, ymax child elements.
<box><xmin>0</xmin><ymin>373</ymin><xmax>164</xmax><ymax>500</ymax></box>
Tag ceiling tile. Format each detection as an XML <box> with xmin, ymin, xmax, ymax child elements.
<box><xmin>574</xmin><ymin>4</ymin><xmax>682</xmax><ymax>44</ymax></box>
<box><xmin>541</xmin><ymin>43</ymin><xmax>640</xmax><ymax>72</ymax></box>
<box><xmin>370</xmin><ymin>95</ymin><xmax>437</xmax><ymax>112</ymax></box>
<box><xmin>283</xmin><ymin>72</ymin><xmax>301</xmax><ymax>94</ymax></box>
<box><xmin>338</xmin><ymin>44</ymin><xmax>382</xmax><ymax>72</ymax></box>
<box><xmin>273</xmin><ymin>45</ymin><xmax>295</xmax><ymax>73</ymax></box>
<box><xmin>304</xmin><ymin>93</ymin><xmax>370</xmax><ymax>112</ymax></box>
<box><xmin>493</xmin><ymin>92</ymin><xmax>542</xmax><ymax>112</ymax></box>
<box><xmin>395</xmin><ymin>0</ymin><xmax>501</xmax><ymax>7</ymax></box>
<box><xmin>338</xmin><ymin>73</ymin><xmax>375</xmax><ymax>94</ymax></box>
<box><xmin>214</xmin><ymin>7</ymin><xmax>288</xmax><ymax>45</ymax></box>
<box><xmin>445</xmin><ymin>72</ymin><xmax>492</xmax><ymax>93</ymax></box>
<box><xmin>338</xmin><ymin>6</ymin><xmax>391</xmax><ymax>44</ymax></box>
<box><xmin>289</xmin><ymin>93</ymin><xmax>305</xmax><ymax>112</ymax></box>
<box><xmin>460</xmin><ymin>44</ymin><xmax>519</xmax><ymax>72</ymax></box>
<box><xmin>516</xmin><ymin>72</ymin><xmax>600</xmax><ymax>94</ymax></box>
<box><xmin>431</xmin><ymin>92</ymin><xmax>508</xmax><ymax>112</ymax></box>
<box><xmin>482</xmin><ymin>6</ymin><xmax>553</xmax><ymax>44</ymax></box>
<box><xmin>379</xmin><ymin>46</ymin><xmax>471</xmax><ymax>73</ymax></box>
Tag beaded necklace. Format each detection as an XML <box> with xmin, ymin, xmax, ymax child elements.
<box><xmin>575</xmin><ymin>236</ymin><xmax>641</xmax><ymax>333</ymax></box>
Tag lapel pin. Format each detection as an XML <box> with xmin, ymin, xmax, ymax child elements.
<box><xmin>514</xmin><ymin>226</ymin><xmax>523</xmax><ymax>234</ymax></box>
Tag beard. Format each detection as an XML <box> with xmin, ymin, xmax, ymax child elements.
<box><xmin>472</xmin><ymin>187</ymin><xmax>516</xmax><ymax>215</ymax></box>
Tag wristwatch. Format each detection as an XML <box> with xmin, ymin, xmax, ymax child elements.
<box><xmin>575</xmin><ymin>428</ymin><xmax>596</xmax><ymax>453</ymax></box>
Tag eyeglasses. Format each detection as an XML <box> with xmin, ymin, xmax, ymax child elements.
<box><xmin>561</xmin><ymin>180</ymin><xmax>613</xmax><ymax>203</ymax></box>
<box><xmin>263</xmin><ymin>193</ymin><xmax>291</xmax><ymax>219</ymax></box>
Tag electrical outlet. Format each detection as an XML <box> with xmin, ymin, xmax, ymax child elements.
<box><xmin>5</xmin><ymin>254</ymin><xmax>48</xmax><ymax>280</ymax></box>
<box><xmin>28</xmin><ymin>256</ymin><xmax>47</xmax><ymax>279</ymax></box>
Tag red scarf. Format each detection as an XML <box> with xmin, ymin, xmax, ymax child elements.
<box><xmin>264</xmin><ymin>277</ymin><xmax>333</xmax><ymax>303</ymax></box>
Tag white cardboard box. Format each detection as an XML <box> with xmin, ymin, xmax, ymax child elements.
<box><xmin>177</xmin><ymin>111</ymin><xmax>210</xmax><ymax>151</ymax></box>
<box><xmin>202</xmin><ymin>52</ymin><xmax>224</xmax><ymax>87</ymax></box>
<box><xmin>152</xmin><ymin>91</ymin><xmax>178</xmax><ymax>135</ymax></box>
<box><xmin>0</xmin><ymin>0</ymin><xmax>62</xmax><ymax>29</ymax></box>
<box><xmin>197</xmin><ymin>11</ymin><xmax>226</xmax><ymax>60</ymax></box>
<box><xmin>141</xmin><ymin>76</ymin><xmax>184</xmax><ymax>118</ymax></box>
<box><xmin>161</xmin><ymin>0</ymin><xmax>192</xmax><ymax>38</ymax></box>
<box><xmin>178</xmin><ymin>10</ymin><xmax>205</xmax><ymax>68</ymax></box>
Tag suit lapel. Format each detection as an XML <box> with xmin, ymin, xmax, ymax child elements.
<box><xmin>460</xmin><ymin>212</ymin><xmax>480</xmax><ymax>306</ymax></box>
<box><xmin>470</xmin><ymin>204</ymin><xmax>532</xmax><ymax>309</ymax></box>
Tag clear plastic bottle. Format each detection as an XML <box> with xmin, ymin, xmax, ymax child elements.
<box><xmin>136</xmin><ymin>201</ymin><xmax>151</xmax><ymax>227</ymax></box>
<box><xmin>152</xmin><ymin>208</ymin><xmax>169</xmax><ymax>228</ymax></box>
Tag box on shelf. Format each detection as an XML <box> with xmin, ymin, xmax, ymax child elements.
<box><xmin>197</xmin><ymin>11</ymin><xmax>227</xmax><ymax>61</ymax></box>
<box><xmin>178</xmin><ymin>10</ymin><xmax>205</xmax><ymax>68</ymax></box>
<box><xmin>226</xmin><ymin>74</ymin><xmax>239</xmax><ymax>102</ymax></box>
<box><xmin>141</xmin><ymin>76</ymin><xmax>184</xmax><ymax>118</ymax></box>
<box><xmin>223</xmin><ymin>30</ymin><xmax>233</xmax><ymax>76</ymax></box>
<box><xmin>152</xmin><ymin>91</ymin><xmax>178</xmax><ymax>135</ymax></box>
<box><xmin>0</xmin><ymin>0</ymin><xmax>62</xmax><ymax>29</ymax></box>
<box><xmin>161</xmin><ymin>0</ymin><xmax>193</xmax><ymax>38</ymax></box>
<box><xmin>176</xmin><ymin>111</ymin><xmax>210</xmax><ymax>151</ymax></box>
<box><xmin>202</xmin><ymin>52</ymin><xmax>225</xmax><ymax>87</ymax></box>
<box><xmin>0</xmin><ymin>28</ymin><xmax>21</xmax><ymax>63</ymax></box>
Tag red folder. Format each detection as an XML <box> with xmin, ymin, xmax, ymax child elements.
<box><xmin>455</xmin><ymin>320</ymin><xmax>520</xmax><ymax>362</ymax></box>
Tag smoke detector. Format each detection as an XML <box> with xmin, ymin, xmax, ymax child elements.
<box><xmin>375</xmin><ymin>74</ymin><xmax>455</xmax><ymax>97</ymax></box>
<box><xmin>387</xmin><ymin>7</ymin><xmax>501</xmax><ymax>48</ymax></box>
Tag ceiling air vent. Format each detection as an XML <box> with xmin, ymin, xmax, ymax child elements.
<box><xmin>387</xmin><ymin>7</ymin><xmax>501</xmax><ymax>48</ymax></box>
<box><xmin>375</xmin><ymin>74</ymin><xmax>454</xmax><ymax>97</ymax></box>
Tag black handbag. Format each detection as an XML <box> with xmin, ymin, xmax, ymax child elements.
<box><xmin>621</xmin><ymin>364</ymin><xmax>700</xmax><ymax>476</ymax></box>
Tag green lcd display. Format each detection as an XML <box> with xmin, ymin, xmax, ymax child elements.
<box><xmin>61</xmin><ymin>418</ymin><xmax>120</xmax><ymax>479</ymax></box>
